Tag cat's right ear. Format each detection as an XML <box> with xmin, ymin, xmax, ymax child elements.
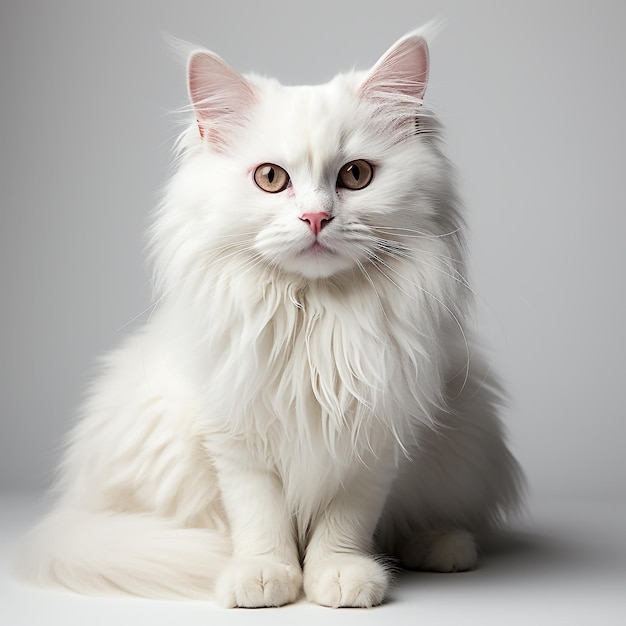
<box><xmin>187</xmin><ymin>51</ymin><xmax>256</xmax><ymax>143</ymax></box>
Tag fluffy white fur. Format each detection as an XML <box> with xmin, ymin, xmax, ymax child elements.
<box><xmin>19</xmin><ymin>28</ymin><xmax>522</xmax><ymax>608</ymax></box>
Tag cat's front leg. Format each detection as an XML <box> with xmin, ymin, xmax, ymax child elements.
<box><xmin>211</xmin><ymin>451</ymin><xmax>302</xmax><ymax>608</ymax></box>
<box><xmin>303</xmin><ymin>471</ymin><xmax>392</xmax><ymax>608</ymax></box>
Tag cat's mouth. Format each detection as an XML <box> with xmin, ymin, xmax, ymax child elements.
<box><xmin>301</xmin><ymin>240</ymin><xmax>338</xmax><ymax>258</ymax></box>
<box><xmin>284</xmin><ymin>237</ymin><xmax>349</xmax><ymax>279</ymax></box>
<box><xmin>306</xmin><ymin>241</ymin><xmax>330</xmax><ymax>253</ymax></box>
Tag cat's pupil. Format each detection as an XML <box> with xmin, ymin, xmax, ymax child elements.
<box><xmin>267</xmin><ymin>168</ymin><xmax>275</xmax><ymax>184</ymax></box>
<box><xmin>349</xmin><ymin>164</ymin><xmax>360</xmax><ymax>181</ymax></box>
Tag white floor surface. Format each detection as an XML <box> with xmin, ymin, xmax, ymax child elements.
<box><xmin>1</xmin><ymin>494</ymin><xmax>625</xmax><ymax>625</ymax></box>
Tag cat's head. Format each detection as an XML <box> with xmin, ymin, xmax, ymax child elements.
<box><xmin>161</xmin><ymin>30</ymin><xmax>458</xmax><ymax>287</ymax></box>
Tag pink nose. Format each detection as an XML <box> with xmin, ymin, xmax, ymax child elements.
<box><xmin>299</xmin><ymin>212</ymin><xmax>332</xmax><ymax>235</ymax></box>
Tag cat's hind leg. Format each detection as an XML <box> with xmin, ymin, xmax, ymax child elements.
<box><xmin>18</xmin><ymin>331</ymin><xmax>232</xmax><ymax>599</ymax></box>
<box><xmin>379</xmin><ymin>357</ymin><xmax>522</xmax><ymax>575</ymax></box>
<box><xmin>398</xmin><ymin>529</ymin><xmax>478</xmax><ymax>572</ymax></box>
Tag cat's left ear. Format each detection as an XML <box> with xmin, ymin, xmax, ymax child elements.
<box><xmin>187</xmin><ymin>50</ymin><xmax>256</xmax><ymax>143</ymax></box>
<box><xmin>359</xmin><ymin>33</ymin><xmax>429</xmax><ymax>102</ymax></box>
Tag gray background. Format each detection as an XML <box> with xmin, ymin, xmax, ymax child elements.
<box><xmin>1</xmin><ymin>0</ymin><xmax>625</xmax><ymax>505</ymax></box>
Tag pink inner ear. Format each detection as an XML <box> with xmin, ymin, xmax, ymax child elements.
<box><xmin>360</xmin><ymin>34</ymin><xmax>429</xmax><ymax>102</ymax></box>
<box><xmin>187</xmin><ymin>51</ymin><xmax>256</xmax><ymax>141</ymax></box>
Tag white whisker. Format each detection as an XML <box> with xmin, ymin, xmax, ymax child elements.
<box><xmin>369</xmin><ymin>225</ymin><xmax>462</xmax><ymax>240</ymax></box>
<box><xmin>120</xmin><ymin>237</ymin><xmax>259</xmax><ymax>331</ymax></box>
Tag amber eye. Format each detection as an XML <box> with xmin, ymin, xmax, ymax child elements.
<box><xmin>254</xmin><ymin>163</ymin><xmax>290</xmax><ymax>193</ymax></box>
<box><xmin>337</xmin><ymin>160</ymin><xmax>373</xmax><ymax>190</ymax></box>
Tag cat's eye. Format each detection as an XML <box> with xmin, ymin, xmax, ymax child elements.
<box><xmin>337</xmin><ymin>160</ymin><xmax>373</xmax><ymax>190</ymax></box>
<box><xmin>254</xmin><ymin>163</ymin><xmax>290</xmax><ymax>193</ymax></box>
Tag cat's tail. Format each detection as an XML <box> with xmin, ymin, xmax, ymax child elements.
<box><xmin>16</xmin><ymin>508</ymin><xmax>231</xmax><ymax>599</ymax></box>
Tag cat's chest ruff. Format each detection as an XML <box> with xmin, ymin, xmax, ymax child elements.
<box><xmin>196</xmin><ymin>273</ymin><xmax>430</xmax><ymax>467</ymax></box>
<box><xmin>237</xmin><ymin>282</ymin><xmax>398</xmax><ymax>420</ymax></box>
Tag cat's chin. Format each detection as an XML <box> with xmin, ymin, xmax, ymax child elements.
<box><xmin>279</xmin><ymin>248</ymin><xmax>355</xmax><ymax>280</ymax></box>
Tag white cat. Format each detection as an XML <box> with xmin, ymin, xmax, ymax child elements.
<box><xmin>20</xmin><ymin>27</ymin><xmax>522</xmax><ymax>608</ymax></box>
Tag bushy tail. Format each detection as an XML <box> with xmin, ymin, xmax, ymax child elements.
<box><xmin>17</xmin><ymin>509</ymin><xmax>231</xmax><ymax>599</ymax></box>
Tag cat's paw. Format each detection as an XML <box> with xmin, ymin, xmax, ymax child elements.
<box><xmin>402</xmin><ymin>529</ymin><xmax>477</xmax><ymax>572</ymax></box>
<box><xmin>303</xmin><ymin>555</ymin><xmax>389</xmax><ymax>608</ymax></box>
<box><xmin>214</xmin><ymin>558</ymin><xmax>302</xmax><ymax>608</ymax></box>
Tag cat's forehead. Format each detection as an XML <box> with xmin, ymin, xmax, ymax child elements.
<box><xmin>250</xmin><ymin>73</ymin><xmax>361</xmax><ymax>117</ymax></box>
<box><xmin>245</xmin><ymin>73</ymin><xmax>369</xmax><ymax>172</ymax></box>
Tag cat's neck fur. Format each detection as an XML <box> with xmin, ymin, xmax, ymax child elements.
<box><xmin>156</xmin><ymin>243</ymin><xmax>451</xmax><ymax>449</ymax></box>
